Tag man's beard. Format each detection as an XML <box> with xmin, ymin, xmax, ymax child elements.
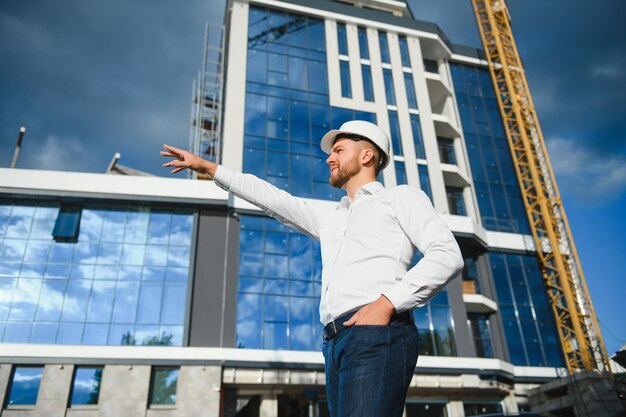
<box><xmin>329</xmin><ymin>156</ymin><xmax>361</xmax><ymax>188</ymax></box>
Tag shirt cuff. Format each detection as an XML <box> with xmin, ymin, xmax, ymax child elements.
<box><xmin>382</xmin><ymin>282</ymin><xmax>414</xmax><ymax>314</ymax></box>
<box><xmin>212</xmin><ymin>165</ymin><xmax>235</xmax><ymax>190</ymax></box>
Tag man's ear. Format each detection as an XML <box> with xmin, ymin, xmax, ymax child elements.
<box><xmin>361</xmin><ymin>148</ymin><xmax>375</xmax><ymax>165</ymax></box>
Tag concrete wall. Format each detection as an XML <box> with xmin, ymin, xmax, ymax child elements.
<box><xmin>0</xmin><ymin>364</ymin><xmax>222</xmax><ymax>417</ymax></box>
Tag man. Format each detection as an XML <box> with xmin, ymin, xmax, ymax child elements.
<box><xmin>161</xmin><ymin>120</ymin><xmax>463</xmax><ymax>417</ymax></box>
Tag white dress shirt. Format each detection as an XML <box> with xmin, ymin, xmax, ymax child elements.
<box><xmin>213</xmin><ymin>166</ymin><xmax>463</xmax><ymax>325</ymax></box>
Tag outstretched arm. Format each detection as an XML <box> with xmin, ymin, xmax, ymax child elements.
<box><xmin>160</xmin><ymin>144</ymin><xmax>217</xmax><ymax>177</ymax></box>
<box><xmin>160</xmin><ymin>143</ymin><xmax>326</xmax><ymax>239</ymax></box>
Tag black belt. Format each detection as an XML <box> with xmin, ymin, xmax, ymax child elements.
<box><xmin>322</xmin><ymin>310</ymin><xmax>414</xmax><ymax>341</ymax></box>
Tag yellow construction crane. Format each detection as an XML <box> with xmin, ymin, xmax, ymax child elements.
<box><xmin>469</xmin><ymin>0</ymin><xmax>611</xmax><ymax>374</ymax></box>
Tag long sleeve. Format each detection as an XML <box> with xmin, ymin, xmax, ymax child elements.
<box><xmin>382</xmin><ymin>186</ymin><xmax>464</xmax><ymax>312</ymax></box>
<box><xmin>212</xmin><ymin>165</ymin><xmax>324</xmax><ymax>239</ymax></box>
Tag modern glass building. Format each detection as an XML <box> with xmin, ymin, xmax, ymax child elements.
<box><xmin>1</xmin><ymin>0</ymin><xmax>569</xmax><ymax>416</ymax></box>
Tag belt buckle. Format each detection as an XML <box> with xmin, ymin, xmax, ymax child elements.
<box><xmin>332</xmin><ymin>320</ymin><xmax>337</xmax><ymax>336</ymax></box>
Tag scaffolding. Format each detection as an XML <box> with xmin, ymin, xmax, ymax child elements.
<box><xmin>189</xmin><ymin>23</ymin><xmax>226</xmax><ymax>178</ymax></box>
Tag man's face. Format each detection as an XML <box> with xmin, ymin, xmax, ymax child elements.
<box><xmin>326</xmin><ymin>138</ymin><xmax>362</xmax><ymax>189</ymax></box>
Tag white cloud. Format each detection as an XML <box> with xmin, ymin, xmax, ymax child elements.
<box><xmin>591</xmin><ymin>55</ymin><xmax>626</xmax><ymax>80</ymax></box>
<box><xmin>29</xmin><ymin>135</ymin><xmax>91</xmax><ymax>172</ymax></box>
<box><xmin>547</xmin><ymin>137</ymin><xmax>626</xmax><ymax>205</ymax></box>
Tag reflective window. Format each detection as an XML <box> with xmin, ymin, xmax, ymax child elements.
<box><xmin>378</xmin><ymin>32</ymin><xmax>390</xmax><ymax>63</ymax></box>
<box><xmin>451</xmin><ymin>63</ymin><xmax>530</xmax><ymax>234</ymax></box>
<box><xmin>0</xmin><ymin>203</ymin><xmax>193</xmax><ymax>346</ymax></box>
<box><xmin>357</xmin><ymin>27</ymin><xmax>369</xmax><ymax>59</ymax></box>
<box><xmin>340</xmin><ymin>60</ymin><xmax>352</xmax><ymax>98</ymax></box>
<box><xmin>388</xmin><ymin>111</ymin><xmax>402</xmax><ymax>156</ymax></box>
<box><xmin>490</xmin><ymin>252</ymin><xmax>563</xmax><ymax>367</ymax></box>
<box><xmin>399</xmin><ymin>35</ymin><xmax>411</xmax><ymax>67</ymax></box>
<box><xmin>437</xmin><ymin>137</ymin><xmax>456</xmax><ymax>164</ymax></box>
<box><xmin>413</xmin><ymin>288</ymin><xmax>456</xmax><ymax>356</ymax></box>
<box><xmin>70</xmin><ymin>367</ymin><xmax>102</xmax><ymax>405</ymax></box>
<box><xmin>410</xmin><ymin>114</ymin><xmax>426</xmax><ymax>159</ymax></box>
<box><xmin>337</xmin><ymin>22</ymin><xmax>348</xmax><ymax>56</ymax></box>
<box><xmin>446</xmin><ymin>187</ymin><xmax>466</xmax><ymax>216</ymax></box>
<box><xmin>150</xmin><ymin>367</ymin><xmax>179</xmax><ymax>405</ymax></box>
<box><xmin>362</xmin><ymin>64</ymin><xmax>374</xmax><ymax>102</ymax></box>
<box><xmin>383</xmin><ymin>68</ymin><xmax>396</xmax><ymax>105</ymax></box>
<box><xmin>52</xmin><ymin>206</ymin><xmax>81</xmax><ymax>243</ymax></box>
<box><xmin>423</xmin><ymin>59</ymin><xmax>438</xmax><ymax>73</ymax></box>
<box><xmin>462</xmin><ymin>256</ymin><xmax>481</xmax><ymax>294</ymax></box>
<box><xmin>418</xmin><ymin>164</ymin><xmax>433</xmax><ymax>201</ymax></box>
<box><xmin>7</xmin><ymin>366</ymin><xmax>43</xmax><ymax>406</ymax></box>
<box><xmin>395</xmin><ymin>161</ymin><xmax>407</xmax><ymax>185</ymax></box>
<box><xmin>410</xmin><ymin>254</ymin><xmax>456</xmax><ymax>357</ymax></box>
<box><xmin>237</xmin><ymin>215</ymin><xmax>323</xmax><ymax>351</ymax></box>
<box><xmin>404</xmin><ymin>73</ymin><xmax>417</xmax><ymax>109</ymax></box>
<box><xmin>468</xmin><ymin>313</ymin><xmax>493</xmax><ymax>358</ymax></box>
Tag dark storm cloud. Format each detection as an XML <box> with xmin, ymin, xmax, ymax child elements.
<box><xmin>0</xmin><ymin>0</ymin><xmax>225</xmax><ymax>174</ymax></box>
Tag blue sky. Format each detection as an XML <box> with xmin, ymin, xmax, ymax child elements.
<box><xmin>1</xmin><ymin>0</ymin><xmax>625</xmax><ymax>356</ymax></box>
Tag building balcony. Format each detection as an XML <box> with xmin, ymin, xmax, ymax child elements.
<box><xmin>426</xmin><ymin>72</ymin><xmax>452</xmax><ymax>114</ymax></box>
<box><xmin>441</xmin><ymin>163</ymin><xmax>471</xmax><ymax>188</ymax></box>
<box><xmin>463</xmin><ymin>293</ymin><xmax>498</xmax><ymax>315</ymax></box>
<box><xmin>432</xmin><ymin>113</ymin><xmax>461</xmax><ymax>138</ymax></box>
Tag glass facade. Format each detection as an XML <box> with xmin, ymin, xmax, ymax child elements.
<box><xmin>413</xmin><ymin>288</ymin><xmax>457</xmax><ymax>357</ymax></box>
<box><xmin>70</xmin><ymin>367</ymin><xmax>102</xmax><ymax>405</ymax></box>
<box><xmin>237</xmin><ymin>215</ymin><xmax>323</xmax><ymax>351</ymax></box>
<box><xmin>490</xmin><ymin>252</ymin><xmax>563</xmax><ymax>367</ymax></box>
<box><xmin>245</xmin><ymin>6</ymin><xmax>376</xmax><ymax>202</ymax></box>
<box><xmin>451</xmin><ymin>63</ymin><xmax>531</xmax><ymax>234</ymax></box>
<box><xmin>0</xmin><ymin>202</ymin><xmax>193</xmax><ymax>346</ymax></box>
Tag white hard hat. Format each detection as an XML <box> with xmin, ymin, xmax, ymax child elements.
<box><xmin>320</xmin><ymin>120</ymin><xmax>391</xmax><ymax>169</ymax></box>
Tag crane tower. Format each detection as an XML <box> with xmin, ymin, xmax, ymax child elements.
<box><xmin>470</xmin><ymin>0</ymin><xmax>611</xmax><ymax>374</ymax></box>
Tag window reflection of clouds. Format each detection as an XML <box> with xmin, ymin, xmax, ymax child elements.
<box><xmin>148</xmin><ymin>214</ymin><xmax>171</xmax><ymax>244</ymax></box>
<box><xmin>35</xmin><ymin>279</ymin><xmax>66</xmax><ymax>321</ymax></box>
<box><xmin>31</xmin><ymin>322</ymin><xmax>58</xmax><ymax>343</ymax></box>
<box><xmin>137</xmin><ymin>282</ymin><xmax>163</xmax><ymax>325</ymax></box>
<box><xmin>0</xmin><ymin>203</ymin><xmax>192</xmax><ymax>346</ymax></box>
<box><xmin>10</xmin><ymin>278</ymin><xmax>42</xmax><ymax>320</ymax></box>
<box><xmin>3</xmin><ymin>239</ymin><xmax>27</xmax><ymax>260</ymax></box>
<box><xmin>111</xmin><ymin>281</ymin><xmax>140</xmax><ymax>323</ymax></box>
<box><xmin>6</xmin><ymin>206</ymin><xmax>35</xmax><ymax>237</ymax></box>
<box><xmin>31</xmin><ymin>207</ymin><xmax>57</xmax><ymax>238</ymax></box>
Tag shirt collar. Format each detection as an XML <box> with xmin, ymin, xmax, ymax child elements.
<box><xmin>339</xmin><ymin>181</ymin><xmax>384</xmax><ymax>208</ymax></box>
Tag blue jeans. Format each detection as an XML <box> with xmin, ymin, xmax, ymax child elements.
<box><xmin>322</xmin><ymin>319</ymin><xmax>419</xmax><ymax>417</ymax></box>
